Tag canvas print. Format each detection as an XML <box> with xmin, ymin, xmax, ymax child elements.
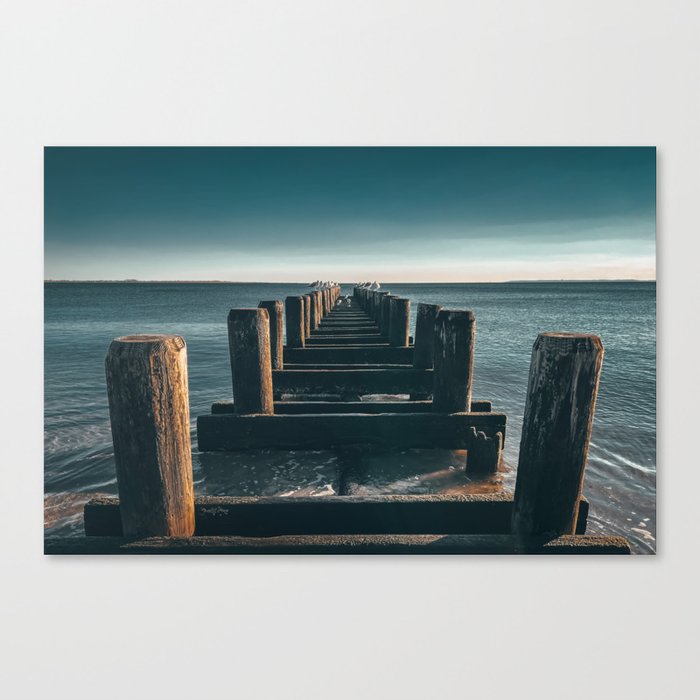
<box><xmin>44</xmin><ymin>147</ymin><xmax>656</xmax><ymax>554</ymax></box>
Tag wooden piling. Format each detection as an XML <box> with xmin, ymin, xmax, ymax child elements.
<box><xmin>105</xmin><ymin>334</ymin><xmax>195</xmax><ymax>537</ymax></box>
<box><xmin>258</xmin><ymin>300</ymin><xmax>284</xmax><ymax>369</ymax></box>
<box><xmin>467</xmin><ymin>428</ymin><xmax>503</xmax><ymax>473</ymax></box>
<box><xmin>285</xmin><ymin>296</ymin><xmax>306</xmax><ymax>349</ymax></box>
<box><xmin>314</xmin><ymin>290</ymin><xmax>323</xmax><ymax>323</ymax></box>
<box><xmin>381</xmin><ymin>294</ymin><xmax>394</xmax><ymax>335</ymax></box>
<box><xmin>309</xmin><ymin>292</ymin><xmax>319</xmax><ymax>329</ymax></box>
<box><xmin>413</xmin><ymin>303</ymin><xmax>443</xmax><ymax>369</ymax></box>
<box><xmin>432</xmin><ymin>310</ymin><xmax>475</xmax><ymax>413</ymax></box>
<box><xmin>303</xmin><ymin>294</ymin><xmax>311</xmax><ymax>339</ymax></box>
<box><xmin>389</xmin><ymin>297</ymin><xmax>410</xmax><ymax>347</ymax></box>
<box><xmin>512</xmin><ymin>333</ymin><xmax>604</xmax><ymax>537</ymax></box>
<box><xmin>228</xmin><ymin>309</ymin><xmax>274</xmax><ymax>415</ymax></box>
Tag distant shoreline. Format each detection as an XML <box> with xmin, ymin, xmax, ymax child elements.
<box><xmin>44</xmin><ymin>279</ymin><xmax>656</xmax><ymax>284</ymax></box>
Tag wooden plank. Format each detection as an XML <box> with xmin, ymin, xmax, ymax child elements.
<box><xmin>83</xmin><ymin>494</ymin><xmax>589</xmax><ymax>537</ymax></box>
<box><xmin>211</xmin><ymin>399</ymin><xmax>493</xmax><ymax>414</ymax></box>
<box><xmin>283</xmin><ymin>346</ymin><xmax>414</xmax><ymax>364</ymax></box>
<box><xmin>197</xmin><ymin>411</ymin><xmax>507</xmax><ymax>450</ymax></box>
<box><xmin>272</xmin><ymin>368</ymin><xmax>433</xmax><ymax>395</ymax></box>
<box><xmin>45</xmin><ymin>533</ymin><xmax>630</xmax><ymax>555</ymax></box>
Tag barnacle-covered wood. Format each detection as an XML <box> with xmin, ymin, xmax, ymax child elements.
<box><xmin>432</xmin><ymin>309</ymin><xmax>476</xmax><ymax>413</ymax></box>
<box><xmin>512</xmin><ymin>332</ymin><xmax>604</xmax><ymax>537</ymax></box>
<box><xmin>227</xmin><ymin>308</ymin><xmax>274</xmax><ymax>415</ymax></box>
<box><xmin>258</xmin><ymin>300</ymin><xmax>284</xmax><ymax>369</ymax></box>
<box><xmin>105</xmin><ymin>334</ymin><xmax>195</xmax><ymax>537</ymax></box>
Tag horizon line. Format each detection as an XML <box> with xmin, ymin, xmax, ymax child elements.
<box><xmin>44</xmin><ymin>277</ymin><xmax>657</xmax><ymax>284</ymax></box>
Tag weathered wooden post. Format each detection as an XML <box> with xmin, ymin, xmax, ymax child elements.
<box><xmin>389</xmin><ymin>297</ymin><xmax>410</xmax><ymax>347</ymax></box>
<box><xmin>432</xmin><ymin>310</ymin><xmax>475</xmax><ymax>413</ymax></box>
<box><xmin>314</xmin><ymin>290</ymin><xmax>323</xmax><ymax>322</ymax></box>
<box><xmin>228</xmin><ymin>308</ymin><xmax>274</xmax><ymax>415</ymax></box>
<box><xmin>303</xmin><ymin>295</ymin><xmax>311</xmax><ymax>339</ymax></box>
<box><xmin>512</xmin><ymin>333</ymin><xmax>604</xmax><ymax>537</ymax></box>
<box><xmin>285</xmin><ymin>296</ymin><xmax>306</xmax><ymax>348</ymax></box>
<box><xmin>309</xmin><ymin>292</ymin><xmax>319</xmax><ymax>329</ymax></box>
<box><xmin>381</xmin><ymin>294</ymin><xmax>394</xmax><ymax>335</ymax></box>
<box><xmin>467</xmin><ymin>427</ymin><xmax>503</xmax><ymax>473</ymax></box>
<box><xmin>413</xmin><ymin>303</ymin><xmax>443</xmax><ymax>368</ymax></box>
<box><xmin>105</xmin><ymin>334</ymin><xmax>195</xmax><ymax>537</ymax></box>
<box><xmin>258</xmin><ymin>300</ymin><xmax>284</xmax><ymax>369</ymax></box>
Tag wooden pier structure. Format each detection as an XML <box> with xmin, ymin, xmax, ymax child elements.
<box><xmin>45</xmin><ymin>283</ymin><xmax>631</xmax><ymax>554</ymax></box>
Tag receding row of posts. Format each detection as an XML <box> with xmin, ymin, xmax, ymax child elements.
<box><xmin>104</xmin><ymin>280</ymin><xmax>605</xmax><ymax>545</ymax></box>
<box><xmin>354</xmin><ymin>286</ymin><xmax>410</xmax><ymax>347</ymax></box>
<box><xmin>283</xmin><ymin>285</ymin><xmax>341</xmax><ymax>350</ymax></box>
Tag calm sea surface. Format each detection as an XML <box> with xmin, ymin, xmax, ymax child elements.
<box><xmin>44</xmin><ymin>281</ymin><xmax>656</xmax><ymax>553</ymax></box>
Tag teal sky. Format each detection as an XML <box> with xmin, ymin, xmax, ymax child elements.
<box><xmin>44</xmin><ymin>147</ymin><xmax>656</xmax><ymax>282</ymax></box>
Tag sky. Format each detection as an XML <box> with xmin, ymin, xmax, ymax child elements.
<box><xmin>44</xmin><ymin>147</ymin><xmax>656</xmax><ymax>282</ymax></box>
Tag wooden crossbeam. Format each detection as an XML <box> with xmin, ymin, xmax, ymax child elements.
<box><xmin>211</xmin><ymin>399</ymin><xmax>493</xmax><ymax>414</ymax></box>
<box><xmin>283</xmin><ymin>346</ymin><xmax>414</xmax><ymax>364</ymax></box>
<box><xmin>197</xmin><ymin>411</ymin><xmax>506</xmax><ymax>450</ymax></box>
<box><xmin>82</xmin><ymin>494</ymin><xmax>588</xmax><ymax>537</ymax></box>
<box><xmin>45</xmin><ymin>533</ymin><xmax>630</xmax><ymax>555</ymax></box>
<box><xmin>272</xmin><ymin>368</ymin><xmax>431</xmax><ymax>394</ymax></box>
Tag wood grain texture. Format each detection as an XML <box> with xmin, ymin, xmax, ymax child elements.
<box><xmin>258</xmin><ymin>300</ymin><xmax>284</xmax><ymax>369</ymax></box>
<box><xmin>105</xmin><ymin>334</ymin><xmax>195</xmax><ymax>537</ymax></box>
<box><xmin>413</xmin><ymin>303</ymin><xmax>443</xmax><ymax>369</ymax></box>
<box><xmin>227</xmin><ymin>309</ymin><xmax>274</xmax><ymax>415</ymax></box>
<box><xmin>512</xmin><ymin>333</ymin><xmax>604</xmax><ymax>537</ymax></box>
<box><xmin>432</xmin><ymin>309</ymin><xmax>476</xmax><ymax>413</ymax></box>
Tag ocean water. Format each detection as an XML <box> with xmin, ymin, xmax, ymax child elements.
<box><xmin>44</xmin><ymin>281</ymin><xmax>656</xmax><ymax>553</ymax></box>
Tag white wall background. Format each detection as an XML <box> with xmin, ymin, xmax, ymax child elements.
<box><xmin>1</xmin><ymin>2</ymin><xmax>697</xmax><ymax>698</ymax></box>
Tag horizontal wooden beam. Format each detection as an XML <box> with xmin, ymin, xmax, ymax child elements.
<box><xmin>272</xmin><ymin>368</ymin><xmax>432</xmax><ymax>395</ymax></box>
<box><xmin>45</xmin><ymin>533</ymin><xmax>630</xmax><ymax>555</ymax></box>
<box><xmin>197</xmin><ymin>411</ymin><xmax>507</xmax><ymax>450</ymax></box>
<box><xmin>83</xmin><ymin>494</ymin><xmax>588</xmax><ymax>537</ymax></box>
<box><xmin>305</xmin><ymin>336</ymin><xmax>390</xmax><ymax>346</ymax></box>
<box><xmin>312</xmin><ymin>328</ymin><xmax>384</xmax><ymax>336</ymax></box>
<box><xmin>282</xmin><ymin>363</ymin><xmax>414</xmax><ymax>370</ymax></box>
<box><xmin>211</xmin><ymin>399</ymin><xmax>493</xmax><ymax>414</ymax></box>
<box><xmin>284</xmin><ymin>346</ymin><xmax>414</xmax><ymax>364</ymax></box>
